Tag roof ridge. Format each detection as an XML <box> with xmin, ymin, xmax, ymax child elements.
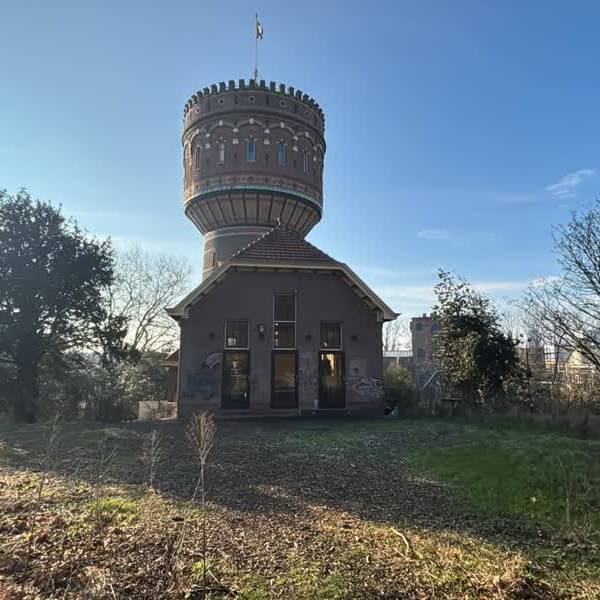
<box><xmin>230</xmin><ymin>227</ymin><xmax>277</xmax><ymax>260</ymax></box>
<box><xmin>228</xmin><ymin>224</ymin><xmax>338</xmax><ymax>265</ymax></box>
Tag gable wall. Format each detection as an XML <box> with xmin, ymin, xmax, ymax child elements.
<box><xmin>177</xmin><ymin>268</ymin><xmax>384</xmax><ymax>416</ymax></box>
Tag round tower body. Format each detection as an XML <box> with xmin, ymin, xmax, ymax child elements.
<box><xmin>182</xmin><ymin>80</ymin><xmax>326</xmax><ymax>278</ymax></box>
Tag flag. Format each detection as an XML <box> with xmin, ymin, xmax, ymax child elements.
<box><xmin>256</xmin><ymin>15</ymin><xmax>263</xmax><ymax>40</ymax></box>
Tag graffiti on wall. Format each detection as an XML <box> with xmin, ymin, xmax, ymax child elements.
<box><xmin>185</xmin><ymin>352</ymin><xmax>222</xmax><ymax>400</ymax></box>
<box><xmin>346</xmin><ymin>376</ymin><xmax>383</xmax><ymax>401</ymax></box>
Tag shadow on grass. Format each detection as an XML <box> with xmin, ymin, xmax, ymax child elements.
<box><xmin>1</xmin><ymin>416</ymin><xmax>599</xmax><ymax>596</ymax></box>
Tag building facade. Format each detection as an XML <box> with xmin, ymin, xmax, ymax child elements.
<box><xmin>410</xmin><ymin>314</ymin><xmax>438</xmax><ymax>364</ymax></box>
<box><xmin>169</xmin><ymin>79</ymin><xmax>397</xmax><ymax>416</ymax></box>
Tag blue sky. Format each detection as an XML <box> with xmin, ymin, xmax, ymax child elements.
<box><xmin>1</xmin><ymin>1</ymin><xmax>599</xmax><ymax>317</ymax></box>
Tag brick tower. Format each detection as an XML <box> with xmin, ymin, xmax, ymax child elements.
<box><xmin>182</xmin><ymin>80</ymin><xmax>326</xmax><ymax>279</ymax></box>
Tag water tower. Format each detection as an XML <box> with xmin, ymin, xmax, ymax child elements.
<box><xmin>182</xmin><ymin>79</ymin><xmax>326</xmax><ymax>278</ymax></box>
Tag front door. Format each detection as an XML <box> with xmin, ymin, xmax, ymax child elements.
<box><xmin>319</xmin><ymin>351</ymin><xmax>345</xmax><ymax>408</ymax></box>
<box><xmin>222</xmin><ymin>351</ymin><xmax>250</xmax><ymax>409</ymax></box>
<box><xmin>271</xmin><ymin>351</ymin><xmax>298</xmax><ymax>408</ymax></box>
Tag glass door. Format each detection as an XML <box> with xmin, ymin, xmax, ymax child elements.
<box><xmin>271</xmin><ymin>351</ymin><xmax>297</xmax><ymax>408</ymax></box>
<box><xmin>318</xmin><ymin>352</ymin><xmax>345</xmax><ymax>408</ymax></box>
<box><xmin>222</xmin><ymin>351</ymin><xmax>250</xmax><ymax>409</ymax></box>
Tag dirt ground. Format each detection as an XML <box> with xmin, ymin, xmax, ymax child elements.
<box><xmin>0</xmin><ymin>418</ymin><xmax>598</xmax><ymax>599</ymax></box>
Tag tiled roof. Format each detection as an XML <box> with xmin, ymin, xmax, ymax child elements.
<box><xmin>231</xmin><ymin>226</ymin><xmax>339</xmax><ymax>265</ymax></box>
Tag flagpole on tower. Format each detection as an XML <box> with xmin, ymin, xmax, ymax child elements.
<box><xmin>254</xmin><ymin>14</ymin><xmax>263</xmax><ymax>80</ymax></box>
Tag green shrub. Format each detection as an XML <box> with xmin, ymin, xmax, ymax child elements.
<box><xmin>384</xmin><ymin>365</ymin><xmax>416</xmax><ymax>415</ymax></box>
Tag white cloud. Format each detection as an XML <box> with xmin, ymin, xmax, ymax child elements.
<box><xmin>416</xmin><ymin>229</ymin><xmax>452</xmax><ymax>241</ymax></box>
<box><xmin>545</xmin><ymin>168</ymin><xmax>596</xmax><ymax>198</ymax></box>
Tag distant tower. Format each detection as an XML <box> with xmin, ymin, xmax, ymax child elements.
<box><xmin>182</xmin><ymin>80</ymin><xmax>326</xmax><ymax>279</ymax></box>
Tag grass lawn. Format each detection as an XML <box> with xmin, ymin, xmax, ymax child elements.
<box><xmin>0</xmin><ymin>417</ymin><xmax>599</xmax><ymax>599</ymax></box>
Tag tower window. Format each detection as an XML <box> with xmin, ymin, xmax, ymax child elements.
<box><xmin>194</xmin><ymin>147</ymin><xmax>202</xmax><ymax>170</ymax></box>
<box><xmin>218</xmin><ymin>142</ymin><xmax>225</xmax><ymax>164</ymax></box>
<box><xmin>303</xmin><ymin>150</ymin><xmax>310</xmax><ymax>173</ymax></box>
<box><xmin>247</xmin><ymin>139</ymin><xmax>256</xmax><ymax>162</ymax></box>
<box><xmin>278</xmin><ymin>142</ymin><xmax>287</xmax><ymax>166</ymax></box>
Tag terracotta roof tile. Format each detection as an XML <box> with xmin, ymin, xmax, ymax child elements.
<box><xmin>230</xmin><ymin>226</ymin><xmax>339</xmax><ymax>265</ymax></box>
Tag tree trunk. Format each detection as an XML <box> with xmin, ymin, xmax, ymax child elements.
<box><xmin>13</xmin><ymin>359</ymin><xmax>40</xmax><ymax>423</ymax></box>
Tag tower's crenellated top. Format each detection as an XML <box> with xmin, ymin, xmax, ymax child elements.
<box><xmin>183</xmin><ymin>79</ymin><xmax>325</xmax><ymax>135</ymax></box>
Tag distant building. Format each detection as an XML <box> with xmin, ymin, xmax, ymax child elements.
<box><xmin>410</xmin><ymin>314</ymin><xmax>439</xmax><ymax>364</ymax></box>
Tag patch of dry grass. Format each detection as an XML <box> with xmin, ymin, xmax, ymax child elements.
<box><xmin>0</xmin><ymin>418</ymin><xmax>598</xmax><ymax>598</ymax></box>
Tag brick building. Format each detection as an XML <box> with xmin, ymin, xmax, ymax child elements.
<box><xmin>167</xmin><ymin>79</ymin><xmax>397</xmax><ymax>416</ymax></box>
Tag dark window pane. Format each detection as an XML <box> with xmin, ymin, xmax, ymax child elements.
<box><xmin>225</xmin><ymin>320</ymin><xmax>248</xmax><ymax>349</ymax></box>
<box><xmin>272</xmin><ymin>351</ymin><xmax>297</xmax><ymax>408</ymax></box>
<box><xmin>320</xmin><ymin>322</ymin><xmax>341</xmax><ymax>349</ymax></box>
<box><xmin>274</xmin><ymin>295</ymin><xmax>295</xmax><ymax>321</ymax></box>
<box><xmin>274</xmin><ymin>322</ymin><xmax>295</xmax><ymax>348</ymax></box>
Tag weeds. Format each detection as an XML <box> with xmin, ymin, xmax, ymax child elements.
<box><xmin>81</xmin><ymin>496</ymin><xmax>138</xmax><ymax>530</ymax></box>
<box><xmin>168</xmin><ymin>412</ymin><xmax>220</xmax><ymax>595</ymax></box>
<box><xmin>141</xmin><ymin>429</ymin><xmax>162</xmax><ymax>490</ymax></box>
<box><xmin>36</xmin><ymin>412</ymin><xmax>63</xmax><ymax>501</ymax></box>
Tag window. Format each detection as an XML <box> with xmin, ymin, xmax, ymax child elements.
<box><xmin>278</xmin><ymin>142</ymin><xmax>287</xmax><ymax>166</ymax></box>
<box><xmin>320</xmin><ymin>322</ymin><xmax>342</xmax><ymax>350</ymax></box>
<box><xmin>303</xmin><ymin>150</ymin><xmax>309</xmax><ymax>173</ymax></box>
<box><xmin>247</xmin><ymin>138</ymin><xmax>256</xmax><ymax>162</ymax></box>
<box><xmin>194</xmin><ymin>146</ymin><xmax>201</xmax><ymax>170</ymax></box>
<box><xmin>218</xmin><ymin>142</ymin><xmax>225</xmax><ymax>164</ymax></box>
<box><xmin>225</xmin><ymin>320</ymin><xmax>249</xmax><ymax>349</ymax></box>
<box><xmin>416</xmin><ymin>322</ymin><xmax>423</xmax><ymax>331</ymax></box>
<box><xmin>273</xmin><ymin>294</ymin><xmax>295</xmax><ymax>349</ymax></box>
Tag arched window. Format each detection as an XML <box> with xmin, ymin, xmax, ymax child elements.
<box><xmin>194</xmin><ymin>146</ymin><xmax>202</xmax><ymax>170</ymax></box>
<box><xmin>303</xmin><ymin>150</ymin><xmax>309</xmax><ymax>173</ymax></box>
<box><xmin>247</xmin><ymin>138</ymin><xmax>256</xmax><ymax>162</ymax></box>
<box><xmin>278</xmin><ymin>142</ymin><xmax>287</xmax><ymax>166</ymax></box>
<box><xmin>212</xmin><ymin>252</ymin><xmax>217</xmax><ymax>268</ymax></box>
<box><xmin>218</xmin><ymin>141</ymin><xmax>225</xmax><ymax>164</ymax></box>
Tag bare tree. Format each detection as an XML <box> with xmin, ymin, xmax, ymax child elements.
<box><xmin>110</xmin><ymin>245</ymin><xmax>191</xmax><ymax>353</ymax></box>
<box><xmin>382</xmin><ymin>318</ymin><xmax>410</xmax><ymax>353</ymax></box>
<box><xmin>521</xmin><ymin>201</ymin><xmax>600</xmax><ymax>373</ymax></box>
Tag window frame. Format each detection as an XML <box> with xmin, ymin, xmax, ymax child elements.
<box><xmin>246</xmin><ymin>138</ymin><xmax>256</xmax><ymax>162</ymax></box>
<box><xmin>217</xmin><ymin>141</ymin><xmax>226</xmax><ymax>164</ymax></box>
<box><xmin>303</xmin><ymin>149</ymin><xmax>309</xmax><ymax>173</ymax></box>
<box><xmin>278</xmin><ymin>141</ymin><xmax>287</xmax><ymax>166</ymax></box>
<box><xmin>224</xmin><ymin>320</ymin><xmax>250</xmax><ymax>350</ymax></box>
<box><xmin>273</xmin><ymin>293</ymin><xmax>296</xmax><ymax>350</ymax></box>
<box><xmin>320</xmin><ymin>321</ymin><xmax>343</xmax><ymax>351</ymax></box>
